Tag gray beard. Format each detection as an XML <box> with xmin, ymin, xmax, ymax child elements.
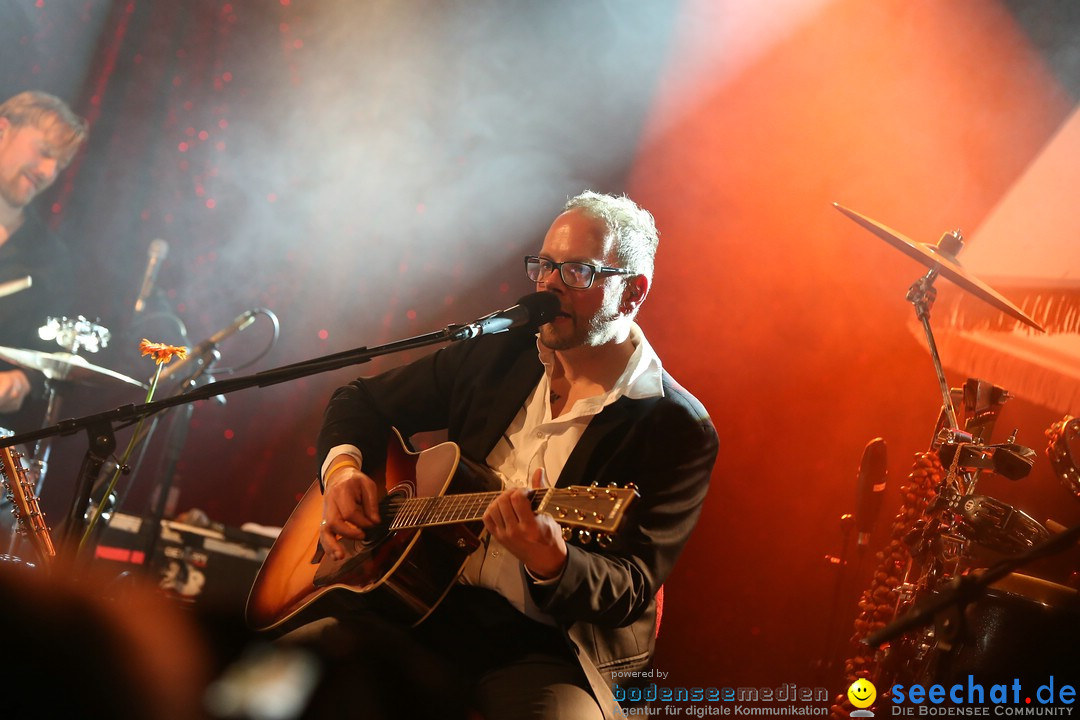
<box><xmin>540</xmin><ymin>314</ymin><xmax>621</xmax><ymax>351</ymax></box>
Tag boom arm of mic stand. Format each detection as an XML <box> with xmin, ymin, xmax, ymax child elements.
<box><xmin>0</xmin><ymin>323</ymin><xmax>469</xmax><ymax>553</ymax></box>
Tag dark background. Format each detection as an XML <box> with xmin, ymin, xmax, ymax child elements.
<box><xmin>3</xmin><ymin>0</ymin><xmax>1079</xmax><ymax>696</ymax></box>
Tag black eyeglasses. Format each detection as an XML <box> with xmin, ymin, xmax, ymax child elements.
<box><xmin>524</xmin><ymin>255</ymin><xmax>634</xmax><ymax>289</ymax></box>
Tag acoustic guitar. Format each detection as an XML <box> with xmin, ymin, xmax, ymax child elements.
<box><xmin>246</xmin><ymin>431</ymin><xmax>636</xmax><ymax>631</ymax></box>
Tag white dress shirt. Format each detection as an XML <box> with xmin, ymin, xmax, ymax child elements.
<box><xmin>459</xmin><ymin>324</ymin><xmax>664</xmax><ymax>623</ymax></box>
<box><xmin>320</xmin><ymin>324</ymin><xmax>664</xmax><ymax>624</ymax></box>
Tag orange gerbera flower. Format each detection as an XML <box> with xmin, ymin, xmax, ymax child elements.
<box><xmin>139</xmin><ymin>339</ymin><xmax>189</xmax><ymax>365</ymax></box>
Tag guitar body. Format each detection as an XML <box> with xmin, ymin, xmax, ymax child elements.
<box><xmin>246</xmin><ymin>433</ymin><xmax>499</xmax><ymax>631</ymax></box>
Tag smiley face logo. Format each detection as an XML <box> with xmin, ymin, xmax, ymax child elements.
<box><xmin>847</xmin><ymin>678</ymin><xmax>877</xmax><ymax>709</ymax></box>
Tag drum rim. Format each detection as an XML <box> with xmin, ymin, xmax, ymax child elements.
<box><xmin>987</xmin><ymin>571</ymin><xmax>1078</xmax><ymax>609</ymax></box>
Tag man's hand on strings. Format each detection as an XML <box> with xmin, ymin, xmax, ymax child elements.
<box><xmin>484</xmin><ymin>468</ymin><xmax>568</xmax><ymax>581</ymax></box>
<box><xmin>321</xmin><ymin>460</ymin><xmax>381</xmax><ymax>561</ymax></box>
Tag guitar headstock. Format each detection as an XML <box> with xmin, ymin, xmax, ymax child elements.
<box><xmin>540</xmin><ymin>484</ymin><xmax>638</xmax><ymax>546</ymax></box>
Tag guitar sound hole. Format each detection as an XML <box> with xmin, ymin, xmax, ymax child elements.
<box><xmin>346</xmin><ymin>490</ymin><xmax>404</xmax><ymax>553</ymax></box>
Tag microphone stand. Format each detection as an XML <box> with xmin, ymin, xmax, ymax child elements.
<box><xmin>139</xmin><ymin>350</ymin><xmax>221</xmax><ymax>569</ymax></box>
<box><xmin>816</xmin><ymin>512</ymin><xmax>855</xmax><ymax>686</ymax></box>
<box><xmin>0</xmin><ymin>322</ymin><xmax>477</xmax><ymax>556</ymax></box>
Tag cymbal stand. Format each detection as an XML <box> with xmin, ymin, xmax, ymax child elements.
<box><xmin>29</xmin><ymin>316</ymin><xmax>113</xmax><ymax>495</ymax></box>
<box><xmin>906</xmin><ymin>269</ymin><xmax>959</xmax><ymax>434</ymax></box>
<box><xmin>30</xmin><ymin>379</ymin><xmax>63</xmax><ymax>494</ymax></box>
<box><xmin>885</xmin><ymin>266</ymin><xmax>971</xmax><ymax>679</ymax></box>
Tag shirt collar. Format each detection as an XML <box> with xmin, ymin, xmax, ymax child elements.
<box><xmin>536</xmin><ymin>322</ymin><xmax>664</xmax><ymax>406</ymax></box>
<box><xmin>620</xmin><ymin>323</ymin><xmax>664</xmax><ymax>400</ymax></box>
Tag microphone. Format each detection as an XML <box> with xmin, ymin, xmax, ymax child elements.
<box><xmin>133</xmin><ymin>238</ymin><xmax>169</xmax><ymax>317</ymax></box>
<box><xmin>158</xmin><ymin>309</ymin><xmax>258</xmax><ymax>383</ymax></box>
<box><xmin>453</xmin><ymin>291</ymin><xmax>560</xmax><ymax>340</ymax></box>
<box><xmin>854</xmin><ymin>437</ymin><xmax>887</xmax><ymax>547</ymax></box>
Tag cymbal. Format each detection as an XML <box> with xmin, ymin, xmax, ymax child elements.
<box><xmin>0</xmin><ymin>346</ymin><xmax>147</xmax><ymax>389</ymax></box>
<box><xmin>833</xmin><ymin>203</ymin><xmax>1044</xmax><ymax>332</ymax></box>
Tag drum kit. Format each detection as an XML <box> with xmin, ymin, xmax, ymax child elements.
<box><xmin>0</xmin><ymin>316</ymin><xmax>147</xmax><ymax>563</ymax></box>
<box><xmin>832</xmin><ymin>204</ymin><xmax>1080</xmax><ymax>693</ymax></box>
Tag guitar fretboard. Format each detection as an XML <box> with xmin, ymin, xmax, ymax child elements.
<box><xmin>386</xmin><ymin>489</ymin><xmax>547</xmax><ymax>530</ymax></box>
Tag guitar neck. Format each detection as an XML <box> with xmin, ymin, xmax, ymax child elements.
<box><xmin>387</xmin><ymin>489</ymin><xmax>548</xmax><ymax>530</ymax></box>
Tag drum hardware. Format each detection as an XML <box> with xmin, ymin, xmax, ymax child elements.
<box><xmin>834</xmin><ymin>203</ymin><xmax>1040</xmax><ymax>474</ymax></box>
<box><xmin>959</xmin><ymin>379</ymin><xmax>1012</xmax><ymax>445</ymax></box>
<box><xmin>833</xmin><ymin>202</ymin><xmax>1041</xmax><ymax>449</ymax></box>
<box><xmin>1046</xmin><ymin>415</ymin><xmax>1080</xmax><ymax>500</ymax></box>
<box><xmin>831</xmin><ymin>206</ymin><xmax>1060</xmax><ymax>715</ymax></box>
<box><xmin>0</xmin><ymin>345</ymin><xmax>142</xmax><ymax>491</ymax></box>
<box><xmin>868</xmin><ymin>527</ymin><xmax>1080</xmax><ymax>684</ymax></box>
<box><xmin>936</xmin><ymin>534</ymin><xmax>968</xmax><ymax>567</ymax></box>
<box><xmin>38</xmin><ymin>316</ymin><xmax>111</xmax><ymax>354</ymax></box>
<box><xmin>983</xmin><ymin>439</ymin><xmax>1036</xmax><ymax>481</ymax></box>
<box><xmin>0</xmin><ymin>331</ymin><xmax>143</xmax><ymax>481</ymax></box>
<box><xmin>0</xmin><ymin>319</ymin><xmax>144</xmax><ymax>562</ymax></box>
<box><xmin>955</xmin><ymin>495</ymin><xmax>1050</xmax><ymax>555</ymax></box>
<box><xmin>934</xmin><ymin>435</ymin><xmax>1035</xmax><ymax>484</ymax></box>
<box><xmin>832</xmin><ymin>204</ymin><xmax>1043</xmax><ymax>332</ymax></box>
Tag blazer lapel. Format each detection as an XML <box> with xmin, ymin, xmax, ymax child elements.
<box><xmin>473</xmin><ymin>347</ymin><xmax>544</xmax><ymax>460</ymax></box>
<box><xmin>556</xmin><ymin>397</ymin><xmax>639</xmax><ymax>487</ymax></box>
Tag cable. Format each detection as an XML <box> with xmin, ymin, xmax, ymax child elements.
<box><xmin>214</xmin><ymin>307</ymin><xmax>280</xmax><ymax>375</ymax></box>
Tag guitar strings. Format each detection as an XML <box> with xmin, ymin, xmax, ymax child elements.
<box><xmin>384</xmin><ymin>489</ymin><xmax>548</xmax><ymax>530</ymax></box>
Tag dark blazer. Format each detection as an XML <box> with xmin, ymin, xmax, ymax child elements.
<box><xmin>318</xmin><ymin>326</ymin><xmax>718</xmax><ymax>719</ymax></box>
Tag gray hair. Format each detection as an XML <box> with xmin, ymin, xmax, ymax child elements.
<box><xmin>564</xmin><ymin>191</ymin><xmax>658</xmax><ymax>282</ymax></box>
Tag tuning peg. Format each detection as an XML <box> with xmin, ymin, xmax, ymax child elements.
<box><xmin>562</xmin><ymin>526</ymin><xmax>573</xmax><ymax>541</ymax></box>
<box><xmin>577</xmin><ymin>529</ymin><xmax>592</xmax><ymax>545</ymax></box>
<box><xmin>597</xmin><ymin>533</ymin><xmax>612</xmax><ymax>548</ymax></box>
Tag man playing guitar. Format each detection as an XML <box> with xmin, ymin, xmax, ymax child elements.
<box><xmin>306</xmin><ymin>191</ymin><xmax>718</xmax><ymax>719</ymax></box>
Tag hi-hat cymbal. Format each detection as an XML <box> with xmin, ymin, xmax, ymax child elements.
<box><xmin>0</xmin><ymin>346</ymin><xmax>147</xmax><ymax>389</ymax></box>
<box><xmin>833</xmin><ymin>203</ymin><xmax>1044</xmax><ymax>332</ymax></box>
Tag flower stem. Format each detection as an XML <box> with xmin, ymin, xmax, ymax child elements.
<box><xmin>78</xmin><ymin>363</ymin><xmax>165</xmax><ymax>554</ymax></box>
